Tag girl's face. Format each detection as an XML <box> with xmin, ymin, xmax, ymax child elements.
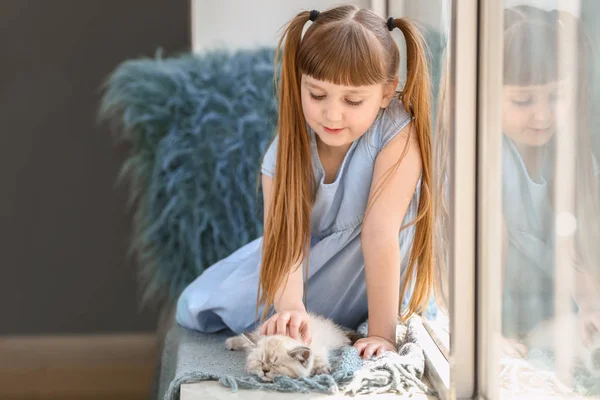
<box><xmin>502</xmin><ymin>80</ymin><xmax>570</xmax><ymax>147</ymax></box>
<box><xmin>300</xmin><ymin>75</ymin><xmax>397</xmax><ymax>148</ymax></box>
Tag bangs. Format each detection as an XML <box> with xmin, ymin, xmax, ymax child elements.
<box><xmin>504</xmin><ymin>22</ymin><xmax>567</xmax><ymax>86</ymax></box>
<box><xmin>298</xmin><ymin>22</ymin><xmax>388</xmax><ymax>87</ymax></box>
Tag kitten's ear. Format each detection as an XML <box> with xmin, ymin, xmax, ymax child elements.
<box><xmin>288</xmin><ymin>346</ymin><xmax>312</xmax><ymax>367</ymax></box>
<box><xmin>241</xmin><ymin>332</ymin><xmax>259</xmax><ymax>348</ymax></box>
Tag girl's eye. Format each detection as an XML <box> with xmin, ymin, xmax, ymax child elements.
<box><xmin>511</xmin><ymin>97</ymin><xmax>533</xmax><ymax>107</ymax></box>
<box><xmin>309</xmin><ymin>92</ymin><xmax>363</xmax><ymax>107</ymax></box>
<box><xmin>550</xmin><ymin>90</ymin><xmax>564</xmax><ymax>103</ymax></box>
<box><xmin>346</xmin><ymin>99</ymin><xmax>363</xmax><ymax>107</ymax></box>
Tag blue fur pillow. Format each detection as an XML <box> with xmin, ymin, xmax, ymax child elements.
<box><xmin>99</xmin><ymin>48</ymin><xmax>278</xmax><ymax>306</ymax></box>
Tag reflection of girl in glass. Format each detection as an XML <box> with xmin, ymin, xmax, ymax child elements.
<box><xmin>433</xmin><ymin>4</ymin><xmax>600</xmax><ymax>354</ymax></box>
<box><xmin>499</xmin><ymin>5</ymin><xmax>600</xmax><ymax>347</ymax></box>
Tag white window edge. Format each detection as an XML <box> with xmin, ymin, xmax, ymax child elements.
<box><xmin>423</xmin><ymin>317</ymin><xmax>450</xmax><ymax>360</ymax></box>
<box><xmin>448</xmin><ymin>0</ymin><xmax>479</xmax><ymax>397</ymax></box>
<box><xmin>476</xmin><ymin>0</ymin><xmax>504</xmax><ymax>399</ymax></box>
<box><xmin>415</xmin><ymin>317</ymin><xmax>450</xmax><ymax>400</ymax></box>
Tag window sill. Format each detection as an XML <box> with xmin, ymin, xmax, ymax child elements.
<box><xmin>414</xmin><ymin>316</ymin><xmax>450</xmax><ymax>400</ymax></box>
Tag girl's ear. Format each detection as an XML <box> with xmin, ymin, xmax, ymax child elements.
<box><xmin>380</xmin><ymin>77</ymin><xmax>399</xmax><ymax>108</ymax></box>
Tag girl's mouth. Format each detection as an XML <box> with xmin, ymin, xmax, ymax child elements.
<box><xmin>324</xmin><ymin>126</ymin><xmax>344</xmax><ymax>134</ymax></box>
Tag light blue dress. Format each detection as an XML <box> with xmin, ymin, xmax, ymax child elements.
<box><xmin>501</xmin><ymin>135</ymin><xmax>599</xmax><ymax>338</ymax></box>
<box><xmin>176</xmin><ymin>98</ymin><xmax>419</xmax><ymax>334</ymax></box>
<box><xmin>502</xmin><ymin>136</ymin><xmax>556</xmax><ymax>338</ymax></box>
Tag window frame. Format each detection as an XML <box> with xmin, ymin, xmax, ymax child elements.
<box><xmin>416</xmin><ymin>0</ymin><xmax>480</xmax><ymax>399</ymax></box>
<box><xmin>475</xmin><ymin>0</ymin><xmax>504</xmax><ymax>399</ymax></box>
<box><xmin>399</xmin><ymin>1</ymin><xmax>589</xmax><ymax>399</ymax></box>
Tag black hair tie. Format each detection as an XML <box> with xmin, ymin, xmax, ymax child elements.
<box><xmin>310</xmin><ymin>10</ymin><xmax>320</xmax><ymax>22</ymax></box>
<box><xmin>387</xmin><ymin>17</ymin><xmax>396</xmax><ymax>31</ymax></box>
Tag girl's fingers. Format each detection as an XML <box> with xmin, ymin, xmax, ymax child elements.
<box><xmin>266</xmin><ymin>317</ymin><xmax>277</xmax><ymax>336</ymax></box>
<box><xmin>276</xmin><ymin>313</ymin><xmax>290</xmax><ymax>335</ymax></box>
<box><xmin>591</xmin><ymin>314</ymin><xmax>600</xmax><ymax>332</ymax></box>
<box><xmin>362</xmin><ymin>344</ymin><xmax>379</xmax><ymax>359</ymax></box>
<box><xmin>300</xmin><ymin>320</ymin><xmax>312</xmax><ymax>344</ymax></box>
<box><xmin>260</xmin><ymin>317</ymin><xmax>272</xmax><ymax>335</ymax></box>
<box><xmin>288</xmin><ymin>314</ymin><xmax>302</xmax><ymax>340</ymax></box>
<box><xmin>353</xmin><ymin>343</ymin><xmax>365</xmax><ymax>357</ymax></box>
<box><xmin>260</xmin><ymin>312</ymin><xmax>314</xmax><ymax>341</ymax></box>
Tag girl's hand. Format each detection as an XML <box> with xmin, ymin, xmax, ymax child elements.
<box><xmin>578</xmin><ymin>310</ymin><xmax>600</xmax><ymax>347</ymax></box>
<box><xmin>500</xmin><ymin>336</ymin><xmax>528</xmax><ymax>358</ymax></box>
<box><xmin>354</xmin><ymin>335</ymin><xmax>396</xmax><ymax>359</ymax></box>
<box><xmin>260</xmin><ymin>309</ymin><xmax>312</xmax><ymax>344</ymax></box>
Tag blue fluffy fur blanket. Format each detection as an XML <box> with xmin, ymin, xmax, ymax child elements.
<box><xmin>99</xmin><ymin>48</ymin><xmax>278</xmax><ymax>306</ymax></box>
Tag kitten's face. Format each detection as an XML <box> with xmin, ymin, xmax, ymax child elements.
<box><xmin>246</xmin><ymin>335</ymin><xmax>313</xmax><ymax>381</ymax></box>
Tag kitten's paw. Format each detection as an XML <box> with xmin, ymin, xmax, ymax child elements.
<box><xmin>226</xmin><ymin>334</ymin><xmax>257</xmax><ymax>351</ymax></box>
<box><xmin>312</xmin><ymin>357</ymin><xmax>331</xmax><ymax>375</ymax></box>
<box><xmin>313</xmin><ymin>365</ymin><xmax>331</xmax><ymax>375</ymax></box>
<box><xmin>225</xmin><ymin>337</ymin><xmax>239</xmax><ymax>350</ymax></box>
<box><xmin>263</xmin><ymin>372</ymin><xmax>275</xmax><ymax>382</ymax></box>
<box><xmin>226</xmin><ymin>333</ymin><xmax>258</xmax><ymax>351</ymax></box>
<box><xmin>245</xmin><ymin>363</ymin><xmax>265</xmax><ymax>378</ymax></box>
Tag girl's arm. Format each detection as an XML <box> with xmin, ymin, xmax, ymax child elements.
<box><xmin>573</xmin><ymin>166</ymin><xmax>600</xmax><ymax>312</ymax></box>
<box><xmin>573</xmin><ymin>269</ymin><xmax>600</xmax><ymax>311</ymax></box>
<box><xmin>261</xmin><ymin>173</ymin><xmax>306</xmax><ymax>312</ymax></box>
<box><xmin>274</xmin><ymin>259</ymin><xmax>306</xmax><ymax>312</ymax></box>
<box><xmin>502</xmin><ymin>214</ymin><xmax>508</xmax><ymax>294</ymax></box>
<box><xmin>361</xmin><ymin>122</ymin><xmax>422</xmax><ymax>343</ymax></box>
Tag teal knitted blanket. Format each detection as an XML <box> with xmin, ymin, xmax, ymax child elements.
<box><xmin>159</xmin><ymin>317</ymin><xmax>436</xmax><ymax>399</ymax></box>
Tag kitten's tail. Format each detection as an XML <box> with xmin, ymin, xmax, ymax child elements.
<box><xmin>344</xmin><ymin>330</ymin><xmax>363</xmax><ymax>345</ymax></box>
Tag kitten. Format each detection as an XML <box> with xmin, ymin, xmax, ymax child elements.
<box><xmin>526</xmin><ymin>314</ymin><xmax>600</xmax><ymax>378</ymax></box>
<box><xmin>225</xmin><ymin>312</ymin><xmax>352</xmax><ymax>381</ymax></box>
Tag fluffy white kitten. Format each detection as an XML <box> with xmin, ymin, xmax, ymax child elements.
<box><xmin>225</xmin><ymin>312</ymin><xmax>352</xmax><ymax>381</ymax></box>
<box><xmin>526</xmin><ymin>314</ymin><xmax>600</xmax><ymax>378</ymax></box>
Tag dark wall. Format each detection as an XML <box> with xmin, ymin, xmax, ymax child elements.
<box><xmin>0</xmin><ymin>1</ymin><xmax>190</xmax><ymax>334</ymax></box>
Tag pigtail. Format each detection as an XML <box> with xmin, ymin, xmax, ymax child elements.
<box><xmin>392</xmin><ymin>19</ymin><xmax>441</xmax><ymax>319</ymax></box>
<box><xmin>257</xmin><ymin>11</ymin><xmax>316</xmax><ymax>321</ymax></box>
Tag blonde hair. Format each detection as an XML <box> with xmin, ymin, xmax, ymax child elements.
<box><xmin>258</xmin><ymin>5</ymin><xmax>441</xmax><ymax>322</ymax></box>
<box><xmin>432</xmin><ymin>48</ymin><xmax>451</xmax><ymax>312</ymax></box>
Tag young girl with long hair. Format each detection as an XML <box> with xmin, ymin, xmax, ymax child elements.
<box><xmin>176</xmin><ymin>4</ymin><xmax>443</xmax><ymax>359</ymax></box>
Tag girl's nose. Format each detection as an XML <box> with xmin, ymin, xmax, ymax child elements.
<box><xmin>325</xmin><ymin>107</ymin><xmax>342</xmax><ymax>122</ymax></box>
<box><xmin>533</xmin><ymin>100</ymin><xmax>552</xmax><ymax>122</ymax></box>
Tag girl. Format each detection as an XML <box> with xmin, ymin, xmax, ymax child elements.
<box><xmin>176</xmin><ymin>4</ymin><xmax>443</xmax><ymax>359</ymax></box>
<box><xmin>499</xmin><ymin>6</ymin><xmax>600</xmax><ymax>345</ymax></box>
<box><xmin>433</xmin><ymin>5</ymin><xmax>600</xmax><ymax>352</ymax></box>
